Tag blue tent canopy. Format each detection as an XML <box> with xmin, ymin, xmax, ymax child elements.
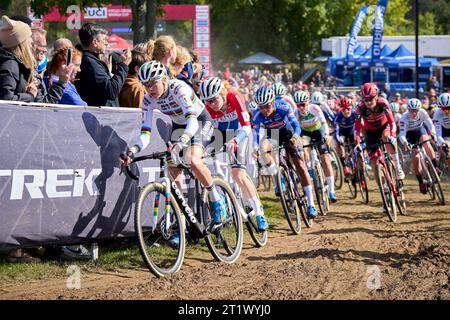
<box><xmin>385</xmin><ymin>44</ymin><xmax>415</xmax><ymax>60</ymax></box>
<box><xmin>383</xmin><ymin>44</ymin><xmax>437</xmax><ymax>68</ymax></box>
<box><xmin>357</xmin><ymin>45</ymin><xmax>393</xmax><ymax>67</ymax></box>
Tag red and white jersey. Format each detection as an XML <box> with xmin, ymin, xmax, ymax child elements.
<box><xmin>206</xmin><ymin>88</ymin><xmax>251</xmax><ymax>143</ymax></box>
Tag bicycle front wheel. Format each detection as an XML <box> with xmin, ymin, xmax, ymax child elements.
<box><xmin>376</xmin><ymin>164</ymin><xmax>397</xmax><ymax>222</ymax></box>
<box><xmin>135</xmin><ymin>183</ymin><xmax>186</xmax><ymax>278</ymax></box>
<box><xmin>331</xmin><ymin>149</ymin><xmax>344</xmax><ymax>190</ymax></box>
<box><xmin>426</xmin><ymin>158</ymin><xmax>446</xmax><ymax>205</ymax></box>
<box><xmin>201</xmin><ymin>178</ymin><xmax>243</xmax><ymax>264</ymax></box>
<box><xmin>278</xmin><ymin>166</ymin><xmax>302</xmax><ymax>234</ymax></box>
<box><xmin>356</xmin><ymin>153</ymin><xmax>369</xmax><ymax>204</ymax></box>
<box><xmin>241</xmin><ymin>174</ymin><xmax>268</xmax><ymax>247</ymax></box>
<box><xmin>313</xmin><ymin>162</ymin><xmax>329</xmax><ymax>216</ymax></box>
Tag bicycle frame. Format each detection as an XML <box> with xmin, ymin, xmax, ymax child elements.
<box><xmin>373</xmin><ymin>141</ymin><xmax>399</xmax><ymax>196</ymax></box>
<box><xmin>410</xmin><ymin>139</ymin><xmax>438</xmax><ymax>182</ymax></box>
<box><xmin>124</xmin><ymin>153</ymin><xmax>207</xmax><ymax>238</ymax></box>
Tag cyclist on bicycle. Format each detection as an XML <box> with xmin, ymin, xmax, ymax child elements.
<box><xmin>273</xmin><ymin>82</ymin><xmax>297</xmax><ymax>111</ymax></box>
<box><xmin>354</xmin><ymin>82</ymin><xmax>405</xmax><ymax>181</ymax></box>
<box><xmin>294</xmin><ymin>90</ymin><xmax>338</xmax><ymax>203</ymax></box>
<box><xmin>333</xmin><ymin>97</ymin><xmax>357</xmax><ymax>178</ymax></box>
<box><xmin>252</xmin><ymin>86</ymin><xmax>318</xmax><ymax>219</ymax></box>
<box><xmin>120</xmin><ymin>61</ymin><xmax>228</xmax><ymax>231</ymax></box>
<box><xmin>200</xmin><ymin>77</ymin><xmax>269</xmax><ymax>231</ymax></box>
<box><xmin>433</xmin><ymin>93</ymin><xmax>450</xmax><ymax>169</ymax></box>
<box><xmin>399</xmin><ymin>98</ymin><xmax>438</xmax><ymax>194</ymax></box>
<box><xmin>311</xmin><ymin>91</ymin><xmax>335</xmax><ymax>126</ymax></box>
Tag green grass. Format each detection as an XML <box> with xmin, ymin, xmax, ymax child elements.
<box><xmin>0</xmin><ymin>191</ymin><xmax>284</xmax><ymax>286</ymax></box>
<box><xmin>0</xmin><ymin>246</ymin><xmax>144</xmax><ymax>285</ymax></box>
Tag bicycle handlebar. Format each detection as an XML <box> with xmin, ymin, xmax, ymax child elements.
<box><xmin>409</xmin><ymin>138</ymin><xmax>433</xmax><ymax>149</ymax></box>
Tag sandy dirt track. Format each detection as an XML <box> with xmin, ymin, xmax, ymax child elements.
<box><xmin>1</xmin><ymin>178</ymin><xmax>449</xmax><ymax>300</ymax></box>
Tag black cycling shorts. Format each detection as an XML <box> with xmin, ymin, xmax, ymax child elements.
<box><xmin>301</xmin><ymin>129</ymin><xmax>330</xmax><ymax>155</ymax></box>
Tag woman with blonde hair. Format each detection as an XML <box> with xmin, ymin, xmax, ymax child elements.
<box><xmin>0</xmin><ymin>16</ymin><xmax>73</xmax><ymax>103</ymax></box>
<box><xmin>0</xmin><ymin>15</ymin><xmax>38</xmax><ymax>101</ymax></box>
<box><xmin>173</xmin><ymin>45</ymin><xmax>197</xmax><ymax>88</ymax></box>
<box><xmin>152</xmin><ymin>35</ymin><xmax>177</xmax><ymax>73</ymax></box>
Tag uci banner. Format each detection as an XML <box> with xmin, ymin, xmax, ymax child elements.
<box><xmin>346</xmin><ymin>5</ymin><xmax>369</xmax><ymax>61</ymax></box>
<box><xmin>371</xmin><ymin>0</ymin><xmax>389</xmax><ymax>63</ymax></box>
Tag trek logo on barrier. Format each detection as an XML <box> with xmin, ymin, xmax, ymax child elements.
<box><xmin>0</xmin><ymin>168</ymin><xmax>189</xmax><ymax>200</ymax></box>
<box><xmin>0</xmin><ymin>169</ymin><xmax>101</xmax><ymax>200</ymax></box>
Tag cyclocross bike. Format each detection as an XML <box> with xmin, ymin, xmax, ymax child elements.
<box><xmin>121</xmin><ymin>149</ymin><xmax>243</xmax><ymax>278</ymax></box>
<box><xmin>304</xmin><ymin>141</ymin><xmax>330</xmax><ymax>216</ymax></box>
<box><xmin>210</xmin><ymin>148</ymin><xmax>268</xmax><ymax>247</ymax></box>
<box><xmin>273</xmin><ymin>145</ymin><xmax>313</xmax><ymax>233</ymax></box>
<box><xmin>409</xmin><ymin>139</ymin><xmax>445</xmax><ymax>205</ymax></box>
<box><xmin>370</xmin><ymin>141</ymin><xmax>407</xmax><ymax>222</ymax></box>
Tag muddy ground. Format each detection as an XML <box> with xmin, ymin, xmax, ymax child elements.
<box><xmin>1</xmin><ymin>177</ymin><xmax>449</xmax><ymax>300</ymax></box>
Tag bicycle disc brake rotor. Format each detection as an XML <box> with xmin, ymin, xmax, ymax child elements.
<box><xmin>160</xmin><ymin>219</ymin><xmax>173</xmax><ymax>240</ymax></box>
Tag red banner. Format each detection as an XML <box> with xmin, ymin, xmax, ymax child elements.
<box><xmin>43</xmin><ymin>5</ymin><xmax>197</xmax><ymax>22</ymax></box>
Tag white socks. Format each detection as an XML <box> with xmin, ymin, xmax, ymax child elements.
<box><xmin>326</xmin><ymin>176</ymin><xmax>335</xmax><ymax>194</ymax></box>
<box><xmin>248</xmin><ymin>196</ymin><xmax>264</xmax><ymax>217</ymax></box>
<box><xmin>207</xmin><ymin>183</ymin><xmax>221</xmax><ymax>202</ymax></box>
<box><xmin>303</xmin><ymin>185</ymin><xmax>315</xmax><ymax>207</ymax></box>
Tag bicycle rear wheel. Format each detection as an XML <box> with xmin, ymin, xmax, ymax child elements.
<box><xmin>331</xmin><ymin>149</ymin><xmax>344</xmax><ymax>190</ymax></box>
<box><xmin>278</xmin><ymin>166</ymin><xmax>302</xmax><ymax>234</ymax></box>
<box><xmin>376</xmin><ymin>164</ymin><xmax>397</xmax><ymax>222</ymax></box>
<box><xmin>135</xmin><ymin>183</ymin><xmax>185</xmax><ymax>278</ymax></box>
<box><xmin>426</xmin><ymin>158</ymin><xmax>446</xmax><ymax>205</ymax></box>
<box><xmin>241</xmin><ymin>174</ymin><xmax>268</xmax><ymax>247</ymax></box>
<box><xmin>201</xmin><ymin>178</ymin><xmax>243</xmax><ymax>264</ymax></box>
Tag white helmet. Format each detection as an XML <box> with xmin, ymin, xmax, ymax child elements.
<box><xmin>407</xmin><ymin>98</ymin><xmax>422</xmax><ymax>110</ymax></box>
<box><xmin>254</xmin><ymin>87</ymin><xmax>275</xmax><ymax>105</ymax></box>
<box><xmin>311</xmin><ymin>91</ymin><xmax>323</xmax><ymax>104</ymax></box>
<box><xmin>390</xmin><ymin>102</ymin><xmax>400</xmax><ymax>113</ymax></box>
<box><xmin>138</xmin><ymin>60</ymin><xmax>166</xmax><ymax>84</ymax></box>
<box><xmin>248</xmin><ymin>101</ymin><xmax>258</xmax><ymax>112</ymax></box>
<box><xmin>199</xmin><ymin>77</ymin><xmax>223</xmax><ymax>101</ymax></box>
<box><xmin>294</xmin><ymin>91</ymin><xmax>310</xmax><ymax>104</ymax></box>
<box><xmin>438</xmin><ymin>93</ymin><xmax>450</xmax><ymax>107</ymax></box>
<box><xmin>272</xmin><ymin>83</ymin><xmax>287</xmax><ymax>97</ymax></box>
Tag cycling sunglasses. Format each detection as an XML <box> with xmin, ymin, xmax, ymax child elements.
<box><xmin>441</xmin><ymin>106</ymin><xmax>450</xmax><ymax>111</ymax></box>
<box><xmin>206</xmin><ymin>95</ymin><xmax>220</xmax><ymax>104</ymax></box>
<box><xmin>363</xmin><ymin>96</ymin><xmax>376</xmax><ymax>102</ymax></box>
<box><xmin>258</xmin><ymin>103</ymin><xmax>272</xmax><ymax>109</ymax></box>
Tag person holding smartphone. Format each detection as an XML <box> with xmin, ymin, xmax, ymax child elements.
<box><xmin>45</xmin><ymin>46</ymin><xmax>87</xmax><ymax>106</ymax></box>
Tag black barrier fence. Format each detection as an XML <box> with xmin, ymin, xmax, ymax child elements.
<box><xmin>0</xmin><ymin>102</ymin><xmax>260</xmax><ymax>249</ymax></box>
